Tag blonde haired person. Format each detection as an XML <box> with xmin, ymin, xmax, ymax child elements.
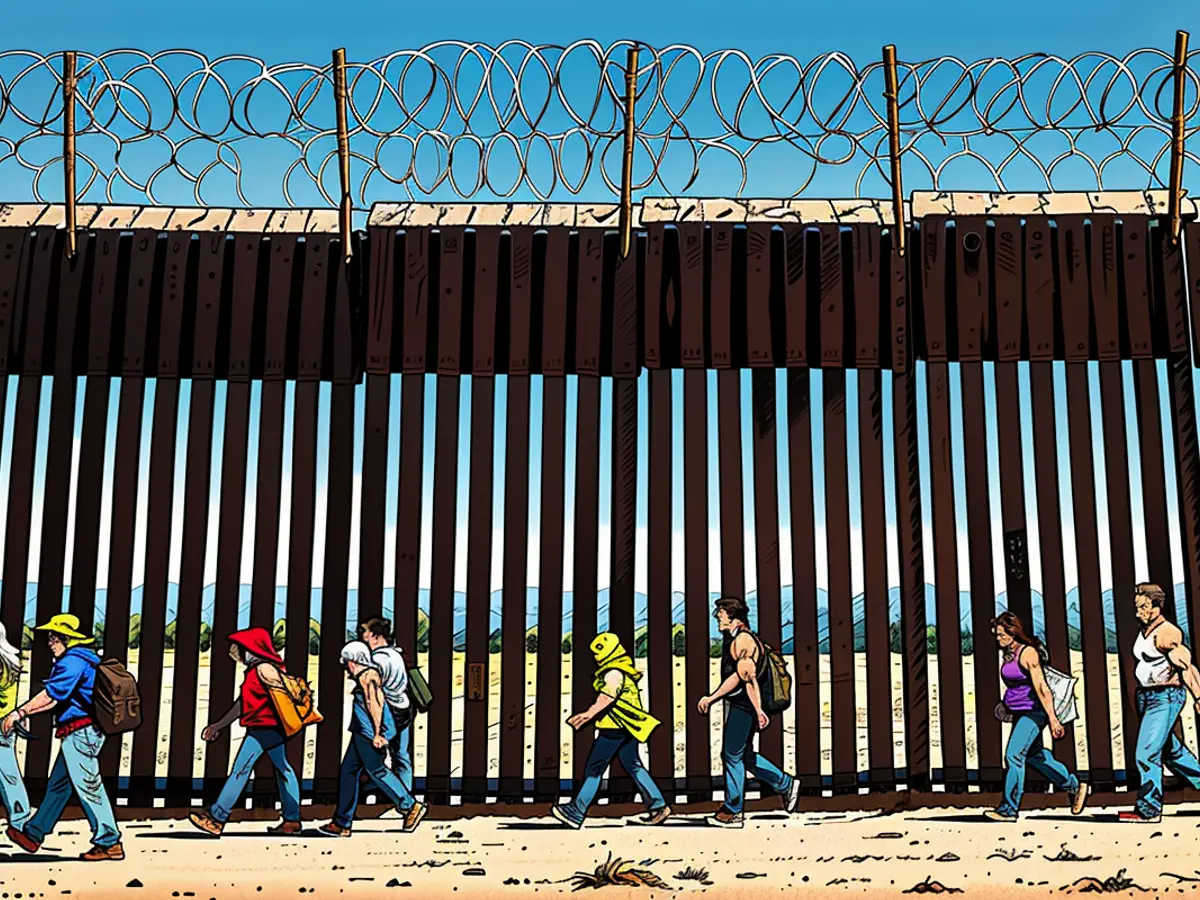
<box><xmin>0</xmin><ymin>623</ymin><xmax>30</xmax><ymax>832</ymax></box>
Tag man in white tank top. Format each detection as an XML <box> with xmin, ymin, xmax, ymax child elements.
<box><xmin>1121</xmin><ymin>584</ymin><xmax>1200</xmax><ymax>823</ymax></box>
<box><xmin>358</xmin><ymin>617</ymin><xmax>413</xmax><ymax>795</ymax></box>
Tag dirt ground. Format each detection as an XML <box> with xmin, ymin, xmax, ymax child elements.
<box><xmin>5</xmin><ymin>801</ymin><xmax>1200</xmax><ymax>899</ymax></box>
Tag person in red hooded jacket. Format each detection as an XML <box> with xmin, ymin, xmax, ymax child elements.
<box><xmin>187</xmin><ymin>628</ymin><xmax>302</xmax><ymax>836</ymax></box>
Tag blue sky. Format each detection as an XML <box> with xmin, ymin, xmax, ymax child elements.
<box><xmin>0</xmin><ymin>1</ymin><xmax>1195</xmax><ymax>626</ymax></box>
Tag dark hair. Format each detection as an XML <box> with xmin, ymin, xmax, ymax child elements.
<box><xmin>713</xmin><ymin>596</ymin><xmax>750</xmax><ymax>626</ymax></box>
<box><xmin>359</xmin><ymin>617</ymin><xmax>392</xmax><ymax>642</ymax></box>
<box><xmin>1136</xmin><ymin>583</ymin><xmax>1171</xmax><ymax>619</ymax></box>
<box><xmin>991</xmin><ymin>611</ymin><xmax>1048</xmax><ymax>662</ymax></box>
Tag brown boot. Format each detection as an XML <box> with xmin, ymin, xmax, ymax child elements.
<box><xmin>6</xmin><ymin>826</ymin><xmax>40</xmax><ymax>854</ymax></box>
<box><xmin>704</xmin><ymin>808</ymin><xmax>744</xmax><ymax>829</ymax></box>
<box><xmin>81</xmin><ymin>843</ymin><xmax>125</xmax><ymax>861</ymax></box>
<box><xmin>402</xmin><ymin>801</ymin><xmax>428</xmax><ymax>833</ymax></box>
<box><xmin>266</xmin><ymin>820</ymin><xmax>302</xmax><ymax>835</ymax></box>
<box><xmin>187</xmin><ymin>810</ymin><xmax>224</xmax><ymax>837</ymax></box>
<box><xmin>318</xmin><ymin>822</ymin><xmax>351</xmax><ymax>837</ymax></box>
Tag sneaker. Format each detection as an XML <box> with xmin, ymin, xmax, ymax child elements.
<box><xmin>266</xmin><ymin>820</ymin><xmax>302</xmax><ymax>835</ymax></box>
<box><xmin>984</xmin><ymin>809</ymin><xmax>1017</xmax><ymax>822</ymax></box>
<box><xmin>638</xmin><ymin>806</ymin><xmax>672</xmax><ymax>826</ymax></box>
<box><xmin>80</xmin><ymin>843</ymin><xmax>124</xmax><ymax>862</ymax></box>
<box><xmin>402</xmin><ymin>801</ymin><xmax>428</xmax><ymax>833</ymax></box>
<box><xmin>1070</xmin><ymin>783</ymin><xmax>1091</xmax><ymax>816</ymax></box>
<box><xmin>187</xmin><ymin>810</ymin><xmax>224</xmax><ymax>837</ymax></box>
<box><xmin>6</xmin><ymin>826</ymin><xmax>40</xmax><ymax>853</ymax></box>
<box><xmin>705</xmin><ymin>809</ymin><xmax>744</xmax><ymax>829</ymax></box>
<box><xmin>1118</xmin><ymin>810</ymin><xmax>1161</xmax><ymax>824</ymax></box>
<box><xmin>551</xmin><ymin>805</ymin><xmax>584</xmax><ymax>830</ymax></box>
<box><xmin>784</xmin><ymin>777</ymin><xmax>801</xmax><ymax>814</ymax></box>
<box><xmin>318</xmin><ymin>822</ymin><xmax>352</xmax><ymax>837</ymax></box>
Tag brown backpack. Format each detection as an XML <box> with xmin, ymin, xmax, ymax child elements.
<box><xmin>92</xmin><ymin>659</ymin><xmax>142</xmax><ymax>734</ymax></box>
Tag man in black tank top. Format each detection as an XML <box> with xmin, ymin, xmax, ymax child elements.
<box><xmin>696</xmin><ymin>597</ymin><xmax>799</xmax><ymax>828</ymax></box>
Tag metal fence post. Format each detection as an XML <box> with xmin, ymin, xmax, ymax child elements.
<box><xmin>333</xmin><ymin>47</ymin><xmax>352</xmax><ymax>261</ymax></box>
<box><xmin>620</xmin><ymin>46</ymin><xmax>639</xmax><ymax>259</ymax></box>
<box><xmin>1169</xmin><ymin>30</ymin><xmax>1191</xmax><ymax>244</ymax></box>
<box><xmin>63</xmin><ymin>50</ymin><xmax>77</xmax><ymax>258</ymax></box>
<box><xmin>883</xmin><ymin>45</ymin><xmax>905</xmax><ymax>256</ymax></box>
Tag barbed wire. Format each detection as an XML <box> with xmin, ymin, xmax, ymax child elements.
<box><xmin>0</xmin><ymin>41</ymin><xmax>1197</xmax><ymax>209</ymax></box>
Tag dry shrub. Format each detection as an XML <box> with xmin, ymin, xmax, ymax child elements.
<box><xmin>904</xmin><ymin>876</ymin><xmax>963</xmax><ymax>894</ymax></box>
<box><xmin>570</xmin><ymin>854</ymin><xmax>670</xmax><ymax>891</ymax></box>
<box><xmin>1060</xmin><ymin>869</ymin><xmax>1147</xmax><ymax>893</ymax></box>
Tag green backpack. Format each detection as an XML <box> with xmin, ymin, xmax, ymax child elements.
<box><xmin>407</xmin><ymin>666</ymin><xmax>433</xmax><ymax>713</ymax></box>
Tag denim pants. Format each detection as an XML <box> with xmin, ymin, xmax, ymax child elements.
<box><xmin>0</xmin><ymin>728</ymin><xmax>30</xmax><ymax>831</ymax></box>
<box><xmin>387</xmin><ymin>709</ymin><xmax>414</xmax><ymax>795</ymax></box>
<box><xmin>559</xmin><ymin>728</ymin><xmax>666</xmax><ymax>824</ymax></box>
<box><xmin>210</xmin><ymin>728</ymin><xmax>302</xmax><ymax>824</ymax></box>
<box><xmin>25</xmin><ymin>724</ymin><xmax>120</xmax><ymax>848</ymax></box>
<box><xmin>334</xmin><ymin>733</ymin><xmax>416</xmax><ymax>829</ymax></box>
<box><xmin>998</xmin><ymin>708</ymin><xmax>1079</xmax><ymax>816</ymax></box>
<box><xmin>1135</xmin><ymin>686</ymin><xmax>1200</xmax><ymax>818</ymax></box>
<box><xmin>721</xmin><ymin>704</ymin><xmax>793</xmax><ymax>816</ymax></box>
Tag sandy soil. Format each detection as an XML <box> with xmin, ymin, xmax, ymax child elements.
<box><xmin>4</xmin><ymin>801</ymin><xmax>1200</xmax><ymax>898</ymax></box>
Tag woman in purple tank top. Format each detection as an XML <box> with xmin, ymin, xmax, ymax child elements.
<box><xmin>987</xmin><ymin>612</ymin><xmax>1090</xmax><ymax>821</ymax></box>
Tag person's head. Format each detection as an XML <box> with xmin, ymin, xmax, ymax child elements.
<box><xmin>991</xmin><ymin>611</ymin><xmax>1045</xmax><ymax>659</ymax></box>
<box><xmin>340</xmin><ymin>640</ymin><xmax>375</xmax><ymax>679</ymax></box>
<box><xmin>225</xmin><ymin>627</ymin><xmax>282</xmax><ymax>668</ymax></box>
<box><xmin>358</xmin><ymin>617</ymin><xmax>392</xmax><ymax>650</ymax></box>
<box><xmin>1134</xmin><ymin>583</ymin><xmax>1170</xmax><ymax>626</ymax></box>
<box><xmin>0</xmin><ymin>622</ymin><xmax>21</xmax><ymax>684</ymax></box>
<box><xmin>33</xmin><ymin>614</ymin><xmax>93</xmax><ymax>659</ymax></box>
<box><xmin>713</xmin><ymin>596</ymin><xmax>750</xmax><ymax>634</ymax></box>
<box><xmin>590</xmin><ymin>632</ymin><xmax>628</xmax><ymax>666</ymax></box>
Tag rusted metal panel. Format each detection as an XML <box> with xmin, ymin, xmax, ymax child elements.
<box><xmin>1188</xmin><ymin>223</ymin><xmax>1200</xmax><ymax>362</ymax></box>
<box><xmin>473</xmin><ymin>231</ymin><xmax>501</xmax><ymax>375</ymax></box>
<box><xmin>571</xmin><ymin>375</ymin><xmax>602</xmax><ymax>787</ymax></box>
<box><xmin>226</xmin><ymin>233</ymin><xmax>261</xmax><ymax>383</ymax></box>
<box><xmin>646</xmin><ymin>369</ymin><xmax>674</xmax><ymax>785</ymax></box>
<box><xmin>1160</xmin><ymin>224</ymin><xmax>1189</xmax><ymax>357</ymax></box>
<box><xmin>1123</xmin><ymin>220</ymin><xmax>1154</xmax><ymax>359</ymax></box>
<box><xmin>155</xmin><ymin>232</ymin><xmax>191</xmax><ymax>377</ymax></box>
<box><xmin>889</xmin><ymin>236</ymin><xmax>909</xmax><ymax>373</ymax></box>
<box><xmin>18</xmin><ymin>228</ymin><xmax>57</xmax><ymax>373</ymax></box>
<box><xmin>576</xmin><ymin>231</ymin><xmax>605</xmax><ymax>376</ymax></box>
<box><xmin>746</xmin><ymin>224</ymin><xmax>775</xmax><ymax>367</ymax></box>
<box><xmin>893</xmin><ymin>368</ymin><xmax>929</xmax><ymax>789</ymax></box>
<box><xmin>927</xmin><ymin>363</ymin><xmax>967</xmax><ymax>782</ymax></box>
<box><xmin>611</xmin><ymin>237</ymin><xmax>639</xmax><ymax>378</ymax></box>
<box><xmin>955</xmin><ymin>218</ymin><xmax>988</xmax><ymax>361</ymax></box>
<box><xmin>542</xmin><ymin>230</ymin><xmax>570</xmax><ymax>376</ymax></box>
<box><xmin>191</xmin><ymin>233</ymin><xmax>226</xmax><ymax>379</ymax></box>
<box><xmin>824</xmin><ymin>370</ymin><xmax>856</xmax><ymax>787</ymax></box>
<box><xmin>784</xmin><ymin>225</ymin><xmax>810</xmax><ymax>368</ymax></box>
<box><xmin>1065</xmin><ymin>364</ymin><xmax>1114</xmax><ymax>786</ymax></box>
<box><xmin>0</xmin><ymin>228</ymin><xmax>31</xmax><ymax>372</ymax></box>
<box><xmin>1091</xmin><ymin>217</ymin><xmax>1120</xmax><ymax>361</ymax></box>
<box><xmin>1058</xmin><ymin>217</ymin><xmax>1090</xmax><ymax>362</ymax></box>
<box><xmin>678</xmin><ymin>224</ymin><xmax>705</xmax><ymax>368</ymax></box>
<box><xmin>921</xmin><ymin>219</ymin><xmax>949</xmax><ymax>363</ymax></box>
<box><xmin>366</xmin><ymin>226</ymin><xmax>397</xmax><ymax>374</ymax></box>
<box><xmin>437</xmin><ymin>229</ymin><xmax>465</xmax><ymax>374</ymax></box>
<box><xmin>610</xmin><ymin>377</ymin><xmax>639</xmax><ymax>651</ymax></box>
<box><xmin>852</xmin><ymin>224</ymin><xmax>881</xmax><ymax>367</ymax></box>
<box><xmin>818</xmin><ymin>225</ymin><xmax>844</xmax><ymax>367</ymax></box>
<box><xmin>1026</xmin><ymin>222</ymin><xmax>1056</xmax><ymax>361</ymax></box>
<box><xmin>643</xmin><ymin>225</ymin><xmax>666</xmax><ymax>368</ymax></box>
<box><xmin>993</xmin><ymin>218</ymin><xmax>1023</xmax><ymax>363</ymax></box>
<box><xmin>718</xmin><ymin>370</ymin><xmax>744</xmax><ymax>599</ymax></box>
<box><xmin>710</xmin><ymin>223</ymin><xmax>733</xmax><ymax>368</ymax></box>
<box><xmin>683</xmin><ymin>368</ymin><xmax>711</xmax><ymax>799</ymax></box>
<box><xmin>858</xmin><ymin>368</ymin><xmax>891</xmax><ymax>783</ymax></box>
<box><xmin>960</xmin><ymin>362</ymin><xmax>1001</xmax><ymax>785</ymax></box>
<box><xmin>393</xmin><ymin>372</ymin><xmax>424</xmax><ymax>679</ymax></box>
<box><xmin>401</xmin><ymin>229</ymin><xmax>430</xmax><ymax>373</ymax></box>
<box><xmin>500</xmin><ymin>227</ymin><xmax>534</xmax><ymax>801</ymax></box>
<box><xmin>752</xmin><ymin>369</ymin><xmax>785</xmax><ymax>769</ymax></box>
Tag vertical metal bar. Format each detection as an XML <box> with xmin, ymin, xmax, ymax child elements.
<box><xmin>711</xmin><ymin>223</ymin><xmax>733</xmax><ymax>369</ymax></box>
<box><xmin>619</xmin><ymin>47</ymin><xmax>639</xmax><ymax>260</ymax></box>
<box><xmin>62</xmin><ymin>50</ymin><xmax>77</xmax><ymax>259</ymax></box>
<box><xmin>784</xmin><ymin>225</ymin><xmax>810</xmax><ymax>367</ymax></box>
<box><xmin>683</xmin><ymin>369</ymin><xmax>711</xmax><ymax>801</ymax></box>
<box><xmin>359</xmin><ymin>374</ymin><xmax>389</xmax><ymax>619</ymax></box>
<box><xmin>646</xmin><ymin>369</ymin><xmax>674</xmax><ymax>789</ymax></box>
<box><xmin>882</xmin><ymin>44</ymin><xmax>905</xmax><ymax>257</ymax></box>
<box><xmin>1169</xmin><ymin>30</ymin><xmax>1190</xmax><ymax>245</ymax></box>
<box><xmin>644</xmin><ymin>225</ymin><xmax>665</xmax><ymax>368</ymax></box>
<box><xmin>818</xmin><ymin>225</ymin><xmax>845</xmax><ymax>366</ymax></box>
<box><xmin>0</xmin><ymin>228</ymin><xmax>29</xmax><ymax>650</ymax></box>
<box><xmin>609</xmin><ymin>244</ymin><xmax>639</xmax><ymax>655</ymax></box>
<box><xmin>717</xmin><ymin>371</ymin><xmax>744</xmax><ymax>599</ymax></box>
<box><xmin>333</xmin><ymin>48</ymin><xmax>353</xmax><ymax>261</ymax></box>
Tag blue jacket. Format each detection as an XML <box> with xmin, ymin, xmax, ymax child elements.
<box><xmin>44</xmin><ymin>647</ymin><xmax>100</xmax><ymax>726</ymax></box>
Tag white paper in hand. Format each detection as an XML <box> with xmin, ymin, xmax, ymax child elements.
<box><xmin>1043</xmin><ymin>665</ymin><xmax>1079</xmax><ymax>725</ymax></box>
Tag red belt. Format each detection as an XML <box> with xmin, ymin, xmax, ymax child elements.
<box><xmin>55</xmin><ymin>717</ymin><xmax>95</xmax><ymax>739</ymax></box>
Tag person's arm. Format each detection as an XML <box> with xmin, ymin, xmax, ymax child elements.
<box><xmin>569</xmin><ymin>670</ymin><xmax>621</xmax><ymax>729</ymax></box>
<box><xmin>1159</xmin><ymin>627</ymin><xmax>1200</xmax><ymax>701</ymax></box>
<box><xmin>358</xmin><ymin>669</ymin><xmax>389</xmax><ymax>747</ymax></box>
<box><xmin>1022</xmin><ymin>647</ymin><xmax>1064</xmax><ymax>738</ymax></box>
<box><xmin>203</xmin><ymin>699</ymin><xmax>241</xmax><ymax>740</ymax></box>
<box><xmin>1</xmin><ymin>689</ymin><xmax>56</xmax><ymax>735</ymax></box>
<box><xmin>735</xmin><ymin>636</ymin><xmax>769</xmax><ymax>730</ymax></box>
<box><xmin>256</xmin><ymin>663</ymin><xmax>285</xmax><ymax>690</ymax></box>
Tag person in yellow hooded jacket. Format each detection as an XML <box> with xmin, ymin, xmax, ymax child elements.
<box><xmin>550</xmin><ymin>632</ymin><xmax>671</xmax><ymax>828</ymax></box>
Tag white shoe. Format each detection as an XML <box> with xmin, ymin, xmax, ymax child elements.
<box><xmin>784</xmin><ymin>778</ymin><xmax>801</xmax><ymax>814</ymax></box>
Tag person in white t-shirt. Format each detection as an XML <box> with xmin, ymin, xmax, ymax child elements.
<box><xmin>358</xmin><ymin>617</ymin><xmax>412</xmax><ymax>794</ymax></box>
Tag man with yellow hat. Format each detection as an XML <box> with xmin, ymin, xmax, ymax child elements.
<box><xmin>1</xmin><ymin>614</ymin><xmax>122</xmax><ymax>861</ymax></box>
<box><xmin>550</xmin><ymin>632</ymin><xmax>670</xmax><ymax>828</ymax></box>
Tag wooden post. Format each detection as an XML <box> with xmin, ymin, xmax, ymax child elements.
<box><xmin>1169</xmin><ymin>30</ymin><xmax>1190</xmax><ymax>245</ymax></box>
<box><xmin>883</xmin><ymin>45</ymin><xmax>905</xmax><ymax>256</ymax></box>
<box><xmin>333</xmin><ymin>47</ymin><xmax>352</xmax><ymax>261</ymax></box>
<box><xmin>619</xmin><ymin>46</ymin><xmax>639</xmax><ymax>259</ymax></box>
<box><xmin>63</xmin><ymin>50</ymin><xmax>77</xmax><ymax>259</ymax></box>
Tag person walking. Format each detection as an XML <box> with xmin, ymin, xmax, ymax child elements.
<box><xmin>698</xmin><ymin>597</ymin><xmax>799</xmax><ymax>828</ymax></box>
<box><xmin>1121</xmin><ymin>584</ymin><xmax>1200</xmax><ymax>823</ymax></box>
<box><xmin>985</xmin><ymin>611</ymin><xmax>1090</xmax><ymax>821</ymax></box>
<box><xmin>188</xmin><ymin>627</ymin><xmax>303</xmax><ymax>836</ymax></box>
<box><xmin>2</xmin><ymin>614</ymin><xmax>122</xmax><ymax>860</ymax></box>
<box><xmin>357</xmin><ymin>617</ymin><xmax>412</xmax><ymax>793</ymax></box>
<box><xmin>318</xmin><ymin>641</ymin><xmax>426</xmax><ymax>836</ymax></box>
<box><xmin>0</xmin><ymin>623</ymin><xmax>29</xmax><ymax>834</ymax></box>
<box><xmin>550</xmin><ymin>632</ymin><xmax>671</xmax><ymax>829</ymax></box>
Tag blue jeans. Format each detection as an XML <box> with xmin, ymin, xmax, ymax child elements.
<box><xmin>210</xmin><ymin>728</ymin><xmax>302</xmax><ymax>824</ymax></box>
<box><xmin>721</xmin><ymin>704</ymin><xmax>793</xmax><ymax>816</ymax></box>
<box><xmin>998</xmin><ymin>708</ymin><xmax>1079</xmax><ymax>816</ymax></box>
<box><xmin>0</xmin><ymin>728</ymin><xmax>30</xmax><ymax>831</ymax></box>
<box><xmin>25</xmin><ymin>724</ymin><xmax>120</xmax><ymax>848</ymax></box>
<box><xmin>387</xmin><ymin>709</ymin><xmax>414</xmax><ymax>796</ymax></box>
<box><xmin>559</xmin><ymin>729</ymin><xmax>667</xmax><ymax>824</ymax></box>
<box><xmin>1135</xmin><ymin>687</ymin><xmax>1200</xmax><ymax>818</ymax></box>
<box><xmin>334</xmin><ymin>733</ymin><xmax>416</xmax><ymax>829</ymax></box>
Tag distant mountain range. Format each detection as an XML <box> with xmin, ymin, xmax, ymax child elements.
<box><xmin>12</xmin><ymin>580</ymin><xmax>1187</xmax><ymax>655</ymax></box>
